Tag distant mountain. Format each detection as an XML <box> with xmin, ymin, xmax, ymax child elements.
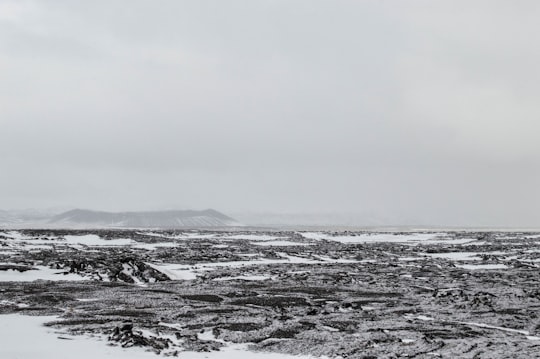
<box><xmin>0</xmin><ymin>210</ymin><xmax>23</xmax><ymax>226</ymax></box>
<box><xmin>0</xmin><ymin>208</ymin><xmax>241</xmax><ymax>228</ymax></box>
<box><xmin>0</xmin><ymin>208</ymin><xmax>56</xmax><ymax>227</ymax></box>
<box><xmin>48</xmin><ymin>209</ymin><xmax>241</xmax><ymax>228</ymax></box>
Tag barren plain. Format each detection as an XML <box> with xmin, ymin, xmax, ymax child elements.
<box><xmin>1</xmin><ymin>229</ymin><xmax>540</xmax><ymax>358</ymax></box>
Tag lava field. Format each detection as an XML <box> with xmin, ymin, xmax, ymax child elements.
<box><xmin>1</xmin><ymin>229</ymin><xmax>540</xmax><ymax>358</ymax></box>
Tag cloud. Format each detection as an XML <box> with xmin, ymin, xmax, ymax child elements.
<box><xmin>0</xmin><ymin>1</ymin><xmax>34</xmax><ymax>23</ymax></box>
<box><xmin>1</xmin><ymin>1</ymin><xmax>540</xmax><ymax>226</ymax></box>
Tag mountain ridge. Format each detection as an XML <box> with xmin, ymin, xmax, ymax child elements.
<box><xmin>0</xmin><ymin>208</ymin><xmax>241</xmax><ymax>228</ymax></box>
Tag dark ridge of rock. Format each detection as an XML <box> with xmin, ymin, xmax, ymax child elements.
<box><xmin>0</xmin><ymin>264</ymin><xmax>35</xmax><ymax>272</ymax></box>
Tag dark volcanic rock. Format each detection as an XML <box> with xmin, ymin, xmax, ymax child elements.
<box><xmin>2</xmin><ymin>229</ymin><xmax>540</xmax><ymax>358</ymax></box>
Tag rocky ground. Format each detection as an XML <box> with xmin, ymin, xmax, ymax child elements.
<box><xmin>1</xmin><ymin>229</ymin><xmax>540</xmax><ymax>358</ymax></box>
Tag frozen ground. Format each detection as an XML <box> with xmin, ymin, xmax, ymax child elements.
<box><xmin>2</xmin><ymin>229</ymin><xmax>540</xmax><ymax>358</ymax></box>
<box><xmin>1</xmin><ymin>314</ymin><xmax>314</xmax><ymax>359</ymax></box>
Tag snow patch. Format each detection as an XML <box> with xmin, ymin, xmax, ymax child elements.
<box><xmin>64</xmin><ymin>235</ymin><xmax>133</xmax><ymax>247</ymax></box>
<box><xmin>0</xmin><ymin>265</ymin><xmax>88</xmax><ymax>282</ymax></box>
<box><xmin>213</xmin><ymin>275</ymin><xmax>272</xmax><ymax>281</ymax></box>
<box><xmin>146</xmin><ymin>254</ymin><xmax>358</xmax><ymax>280</ymax></box>
<box><xmin>253</xmin><ymin>240</ymin><xmax>313</xmax><ymax>246</ymax></box>
<box><xmin>301</xmin><ymin>232</ymin><xmax>453</xmax><ymax>244</ymax></box>
<box><xmin>223</xmin><ymin>234</ymin><xmax>287</xmax><ymax>241</ymax></box>
<box><xmin>0</xmin><ymin>314</ymin><xmax>318</xmax><ymax>359</ymax></box>
<box><xmin>455</xmin><ymin>264</ymin><xmax>508</xmax><ymax>270</ymax></box>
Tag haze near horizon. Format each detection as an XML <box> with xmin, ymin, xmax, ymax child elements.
<box><xmin>1</xmin><ymin>1</ymin><xmax>540</xmax><ymax>227</ymax></box>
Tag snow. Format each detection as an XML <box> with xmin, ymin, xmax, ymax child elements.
<box><xmin>455</xmin><ymin>264</ymin><xmax>508</xmax><ymax>270</ymax></box>
<box><xmin>1</xmin><ymin>233</ymin><xmax>135</xmax><ymax>249</ymax></box>
<box><xmin>463</xmin><ymin>241</ymin><xmax>488</xmax><ymax>246</ymax></box>
<box><xmin>189</xmin><ymin>343</ymin><xmax>319</xmax><ymax>358</ymax></box>
<box><xmin>0</xmin><ymin>314</ymin><xmax>157</xmax><ymax>359</ymax></box>
<box><xmin>311</xmin><ymin>255</ymin><xmax>358</xmax><ymax>263</ymax></box>
<box><xmin>197</xmin><ymin>329</ymin><xmax>222</xmax><ymax>342</ymax></box>
<box><xmin>213</xmin><ymin>275</ymin><xmax>272</xmax><ymax>281</ymax></box>
<box><xmin>138</xmin><ymin>232</ymin><xmax>217</xmax><ymax>240</ymax></box>
<box><xmin>299</xmin><ymin>232</ymin><xmax>328</xmax><ymax>241</ymax></box>
<box><xmin>412</xmin><ymin>315</ymin><xmax>435</xmax><ymax>321</ymax></box>
<box><xmin>321</xmin><ymin>325</ymin><xmax>340</xmax><ymax>332</ymax></box>
<box><xmin>458</xmin><ymin>321</ymin><xmax>540</xmax><ymax>340</ymax></box>
<box><xmin>301</xmin><ymin>232</ymin><xmax>451</xmax><ymax>244</ymax></box>
<box><xmin>0</xmin><ymin>265</ymin><xmax>88</xmax><ymax>282</ymax></box>
<box><xmin>300</xmin><ymin>232</ymin><xmax>482</xmax><ymax>246</ymax></box>
<box><xmin>0</xmin><ymin>232</ymin><xmax>181</xmax><ymax>252</ymax></box>
<box><xmin>0</xmin><ymin>237</ymin><xmax>57</xmax><ymax>250</ymax></box>
<box><xmin>0</xmin><ymin>300</ymin><xmax>29</xmax><ymax>308</ymax></box>
<box><xmin>0</xmin><ymin>231</ymin><xmax>29</xmax><ymax>240</ymax></box>
<box><xmin>423</xmin><ymin>252</ymin><xmax>482</xmax><ymax>261</ymax></box>
<box><xmin>424</xmin><ymin>238</ymin><xmax>479</xmax><ymax>245</ymax></box>
<box><xmin>213</xmin><ymin>244</ymin><xmax>229</xmax><ymax>248</ymax></box>
<box><xmin>423</xmin><ymin>251</ymin><xmax>514</xmax><ymax>262</ymax></box>
<box><xmin>145</xmin><ymin>263</ymin><xmax>198</xmax><ymax>280</ymax></box>
<box><xmin>64</xmin><ymin>234</ymin><xmax>133</xmax><ymax>246</ymax></box>
<box><xmin>132</xmin><ymin>242</ymin><xmax>179</xmax><ymax>250</ymax></box>
<box><xmin>146</xmin><ymin>254</ymin><xmax>358</xmax><ymax>281</ymax></box>
<box><xmin>398</xmin><ymin>257</ymin><xmax>423</xmax><ymax>261</ymax></box>
<box><xmin>253</xmin><ymin>240</ymin><xmax>313</xmax><ymax>246</ymax></box>
<box><xmin>403</xmin><ymin>314</ymin><xmax>540</xmax><ymax>341</ymax></box>
<box><xmin>0</xmin><ymin>314</ymin><xmax>318</xmax><ymax>358</ymax></box>
<box><xmin>222</xmin><ymin>234</ymin><xmax>287</xmax><ymax>241</ymax></box>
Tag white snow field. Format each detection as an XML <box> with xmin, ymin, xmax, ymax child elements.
<box><xmin>253</xmin><ymin>240</ymin><xmax>313</xmax><ymax>246</ymax></box>
<box><xmin>0</xmin><ymin>314</ymin><xmax>319</xmax><ymax>359</ymax></box>
<box><xmin>0</xmin><ymin>230</ymin><xmax>530</xmax><ymax>283</ymax></box>
<box><xmin>0</xmin><ymin>264</ymin><xmax>90</xmax><ymax>282</ymax></box>
<box><xmin>0</xmin><ymin>231</ymin><xmax>181</xmax><ymax>252</ymax></box>
<box><xmin>145</xmin><ymin>252</ymin><xmax>361</xmax><ymax>281</ymax></box>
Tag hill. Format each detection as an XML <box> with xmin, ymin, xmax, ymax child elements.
<box><xmin>0</xmin><ymin>209</ymin><xmax>241</xmax><ymax>228</ymax></box>
<box><xmin>48</xmin><ymin>209</ymin><xmax>240</xmax><ymax>228</ymax></box>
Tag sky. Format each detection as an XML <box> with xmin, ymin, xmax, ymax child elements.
<box><xmin>1</xmin><ymin>1</ymin><xmax>540</xmax><ymax>227</ymax></box>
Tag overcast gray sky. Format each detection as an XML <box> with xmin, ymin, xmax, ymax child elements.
<box><xmin>1</xmin><ymin>1</ymin><xmax>540</xmax><ymax>226</ymax></box>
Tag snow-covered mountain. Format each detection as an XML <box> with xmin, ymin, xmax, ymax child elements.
<box><xmin>0</xmin><ymin>209</ymin><xmax>241</xmax><ymax>228</ymax></box>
